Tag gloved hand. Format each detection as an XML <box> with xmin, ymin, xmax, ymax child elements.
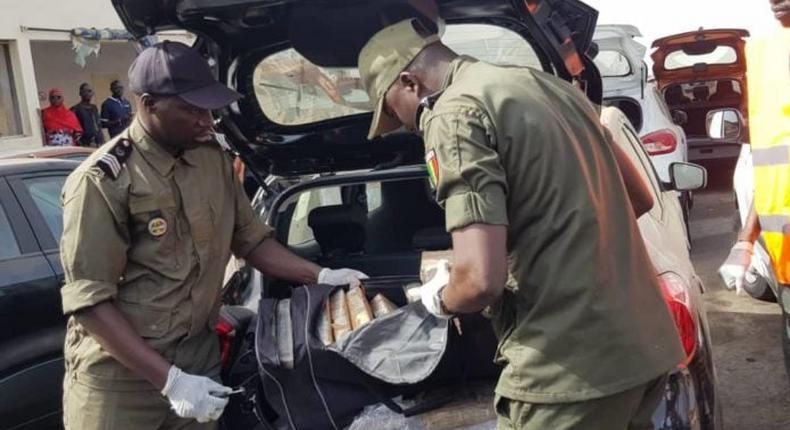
<box><xmin>161</xmin><ymin>366</ymin><xmax>231</xmax><ymax>423</ymax></box>
<box><xmin>318</xmin><ymin>268</ymin><xmax>369</xmax><ymax>288</ymax></box>
<box><xmin>719</xmin><ymin>240</ymin><xmax>754</xmax><ymax>296</ymax></box>
<box><xmin>419</xmin><ymin>259</ymin><xmax>452</xmax><ymax>317</ymax></box>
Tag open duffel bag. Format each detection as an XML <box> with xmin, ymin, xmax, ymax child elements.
<box><xmin>255</xmin><ymin>277</ymin><xmax>499</xmax><ymax>430</ymax></box>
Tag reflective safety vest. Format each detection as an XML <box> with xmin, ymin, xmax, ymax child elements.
<box><xmin>749</xmin><ymin>29</ymin><xmax>790</xmax><ymax>284</ymax></box>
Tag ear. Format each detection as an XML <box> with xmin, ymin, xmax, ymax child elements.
<box><xmin>398</xmin><ymin>72</ymin><xmax>422</xmax><ymax>94</ymax></box>
<box><xmin>140</xmin><ymin>94</ymin><xmax>158</xmax><ymax>113</ymax></box>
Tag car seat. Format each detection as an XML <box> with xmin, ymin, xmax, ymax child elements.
<box><xmin>365</xmin><ymin>179</ymin><xmax>445</xmax><ymax>253</ymax></box>
<box><xmin>308</xmin><ymin>204</ymin><xmax>367</xmax><ymax>255</ymax></box>
<box><xmin>665</xmin><ymin>85</ymin><xmax>691</xmax><ymax>105</ymax></box>
<box><xmin>692</xmin><ymin>85</ymin><xmax>710</xmax><ymax>103</ymax></box>
<box><xmin>710</xmin><ymin>81</ymin><xmax>739</xmax><ymax>102</ymax></box>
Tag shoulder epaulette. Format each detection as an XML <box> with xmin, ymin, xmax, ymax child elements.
<box><xmin>95</xmin><ymin>138</ymin><xmax>132</xmax><ymax>180</ymax></box>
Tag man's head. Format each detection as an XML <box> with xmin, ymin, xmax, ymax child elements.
<box><xmin>48</xmin><ymin>88</ymin><xmax>64</xmax><ymax>107</ymax></box>
<box><xmin>110</xmin><ymin>80</ymin><xmax>124</xmax><ymax>98</ymax></box>
<box><xmin>128</xmin><ymin>41</ymin><xmax>241</xmax><ymax>152</ymax></box>
<box><xmin>79</xmin><ymin>83</ymin><xmax>93</xmax><ymax>103</ymax></box>
<box><xmin>771</xmin><ymin>0</ymin><xmax>790</xmax><ymax>27</ymax></box>
<box><xmin>359</xmin><ymin>18</ymin><xmax>456</xmax><ymax>139</ymax></box>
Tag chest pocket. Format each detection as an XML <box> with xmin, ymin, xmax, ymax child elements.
<box><xmin>129</xmin><ymin>195</ymin><xmax>178</xmax><ymax>256</ymax></box>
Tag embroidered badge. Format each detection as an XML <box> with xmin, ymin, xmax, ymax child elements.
<box><xmin>426</xmin><ymin>149</ymin><xmax>440</xmax><ymax>188</ymax></box>
<box><xmin>147</xmin><ymin>217</ymin><xmax>168</xmax><ymax>237</ymax></box>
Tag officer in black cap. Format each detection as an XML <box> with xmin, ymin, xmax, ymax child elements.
<box><xmin>59</xmin><ymin>41</ymin><xmax>368</xmax><ymax>429</ymax></box>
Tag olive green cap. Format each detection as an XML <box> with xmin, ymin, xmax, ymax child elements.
<box><xmin>358</xmin><ymin>18</ymin><xmax>440</xmax><ymax>140</ymax></box>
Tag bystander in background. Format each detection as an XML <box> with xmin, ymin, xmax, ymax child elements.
<box><xmin>42</xmin><ymin>88</ymin><xmax>82</xmax><ymax>146</ymax></box>
<box><xmin>71</xmin><ymin>83</ymin><xmax>105</xmax><ymax>147</ymax></box>
<box><xmin>100</xmin><ymin>79</ymin><xmax>133</xmax><ymax>137</ymax></box>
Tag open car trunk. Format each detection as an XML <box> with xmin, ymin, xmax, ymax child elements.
<box><xmin>111</xmin><ymin>0</ymin><xmax>600</xmax><ymax>178</ymax></box>
<box><xmin>650</xmin><ymin>28</ymin><xmax>749</xmax><ymax>159</ymax></box>
<box><xmin>593</xmin><ymin>24</ymin><xmax>647</xmax><ymax>98</ymax></box>
<box><xmin>651</xmin><ymin>28</ymin><xmax>748</xmax><ymax>88</ymax></box>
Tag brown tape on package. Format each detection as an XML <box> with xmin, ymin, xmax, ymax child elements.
<box><xmin>330</xmin><ymin>289</ymin><xmax>352</xmax><ymax>341</ymax></box>
<box><xmin>370</xmin><ymin>294</ymin><xmax>398</xmax><ymax>318</ymax></box>
<box><xmin>346</xmin><ymin>286</ymin><xmax>373</xmax><ymax>330</ymax></box>
<box><xmin>317</xmin><ymin>297</ymin><xmax>334</xmax><ymax>346</ymax></box>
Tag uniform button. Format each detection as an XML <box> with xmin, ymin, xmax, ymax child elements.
<box><xmin>151</xmin><ymin>324</ymin><xmax>158</xmax><ymax>330</ymax></box>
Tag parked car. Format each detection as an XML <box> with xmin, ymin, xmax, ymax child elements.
<box><xmin>0</xmin><ymin>146</ymin><xmax>95</xmax><ymax>162</ymax></box>
<box><xmin>602</xmin><ymin>106</ymin><xmax>719</xmax><ymax>430</ymax></box>
<box><xmin>651</xmin><ymin>28</ymin><xmax>749</xmax><ymax>171</ymax></box>
<box><xmin>0</xmin><ymin>158</ymin><xmax>80</xmax><ymax>430</ymax></box>
<box><xmin>109</xmin><ymin>1</ymin><xmax>719</xmax><ymax>429</ymax></box>
<box><xmin>593</xmin><ymin>24</ymin><xmax>693</xmax><ymax>235</ymax></box>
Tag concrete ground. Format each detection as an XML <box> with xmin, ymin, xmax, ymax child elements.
<box><xmin>690</xmin><ymin>166</ymin><xmax>790</xmax><ymax>430</ymax></box>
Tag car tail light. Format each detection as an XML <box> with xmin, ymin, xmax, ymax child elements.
<box><xmin>658</xmin><ymin>272</ymin><xmax>697</xmax><ymax>364</ymax></box>
<box><xmin>641</xmin><ymin>129</ymin><xmax>678</xmax><ymax>155</ymax></box>
<box><xmin>215</xmin><ymin>318</ymin><xmax>236</xmax><ymax>370</ymax></box>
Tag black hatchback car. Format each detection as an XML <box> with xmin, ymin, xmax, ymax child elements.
<box><xmin>0</xmin><ymin>158</ymin><xmax>79</xmax><ymax>430</ymax></box>
<box><xmin>109</xmin><ymin>1</ymin><xmax>718</xmax><ymax>429</ymax></box>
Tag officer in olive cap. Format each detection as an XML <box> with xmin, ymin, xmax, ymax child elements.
<box><xmin>358</xmin><ymin>19</ymin><xmax>685</xmax><ymax>429</ymax></box>
<box><xmin>60</xmin><ymin>41</ymin><xmax>368</xmax><ymax>429</ymax></box>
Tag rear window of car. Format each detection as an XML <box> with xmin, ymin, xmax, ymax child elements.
<box><xmin>664</xmin><ymin>45</ymin><xmax>737</xmax><ymax>70</ymax></box>
<box><xmin>594</xmin><ymin>50</ymin><xmax>631</xmax><ymax>77</ymax></box>
<box><xmin>253</xmin><ymin>23</ymin><xmax>542</xmax><ymax>126</ymax></box>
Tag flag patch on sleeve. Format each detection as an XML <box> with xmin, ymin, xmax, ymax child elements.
<box><xmin>426</xmin><ymin>150</ymin><xmax>440</xmax><ymax>188</ymax></box>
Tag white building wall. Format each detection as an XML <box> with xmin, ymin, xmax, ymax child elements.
<box><xmin>0</xmin><ymin>0</ymin><xmax>133</xmax><ymax>150</ymax></box>
<box><xmin>31</xmin><ymin>41</ymin><xmax>138</xmax><ymax>109</ymax></box>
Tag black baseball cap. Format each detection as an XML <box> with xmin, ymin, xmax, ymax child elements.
<box><xmin>128</xmin><ymin>41</ymin><xmax>241</xmax><ymax>110</ymax></box>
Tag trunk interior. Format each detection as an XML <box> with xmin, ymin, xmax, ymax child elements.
<box><xmin>265</xmin><ymin>167</ymin><xmax>449</xmax><ymax>298</ymax></box>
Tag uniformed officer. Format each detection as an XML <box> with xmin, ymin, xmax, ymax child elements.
<box><xmin>60</xmin><ymin>41</ymin><xmax>368</xmax><ymax>430</ymax></box>
<box><xmin>358</xmin><ymin>19</ymin><xmax>685</xmax><ymax>430</ymax></box>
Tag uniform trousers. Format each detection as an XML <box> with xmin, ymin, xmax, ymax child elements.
<box><xmin>495</xmin><ymin>375</ymin><xmax>667</xmax><ymax>430</ymax></box>
<box><xmin>63</xmin><ymin>378</ymin><xmax>217</xmax><ymax>430</ymax></box>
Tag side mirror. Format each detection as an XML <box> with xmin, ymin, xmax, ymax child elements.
<box><xmin>671</xmin><ymin>109</ymin><xmax>688</xmax><ymax>126</ymax></box>
<box><xmin>668</xmin><ymin>162</ymin><xmax>707</xmax><ymax>191</ymax></box>
<box><xmin>707</xmin><ymin>108</ymin><xmax>743</xmax><ymax>140</ymax></box>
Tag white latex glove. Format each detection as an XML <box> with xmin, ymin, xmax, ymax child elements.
<box><xmin>419</xmin><ymin>259</ymin><xmax>452</xmax><ymax>317</ymax></box>
<box><xmin>719</xmin><ymin>241</ymin><xmax>753</xmax><ymax>296</ymax></box>
<box><xmin>318</xmin><ymin>268</ymin><xmax>369</xmax><ymax>288</ymax></box>
<box><xmin>161</xmin><ymin>366</ymin><xmax>231</xmax><ymax>423</ymax></box>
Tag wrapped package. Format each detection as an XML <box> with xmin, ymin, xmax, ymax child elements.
<box><xmin>330</xmin><ymin>289</ymin><xmax>352</xmax><ymax>341</ymax></box>
<box><xmin>317</xmin><ymin>297</ymin><xmax>334</xmax><ymax>346</ymax></box>
<box><xmin>420</xmin><ymin>250</ymin><xmax>453</xmax><ymax>284</ymax></box>
<box><xmin>276</xmin><ymin>299</ymin><xmax>294</xmax><ymax>369</ymax></box>
<box><xmin>347</xmin><ymin>286</ymin><xmax>374</xmax><ymax>330</ymax></box>
<box><xmin>403</xmin><ymin>282</ymin><xmax>422</xmax><ymax>303</ymax></box>
<box><xmin>370</xmin><ymin>294</ymin><xmax>398</xmax><ymax>318</ymax></box>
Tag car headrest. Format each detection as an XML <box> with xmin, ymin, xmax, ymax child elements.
<box><xmin>308</xmin><ymin>204</ymin><xmax>367</xmax><ymax>255</ymax></box>
<box><xmin>665</xmin><ymin>85</ymin><xmax>687</xmax><ymax>104</ymax></box>
<box><xmin>692</xmin><ymin>85</ymin><xmax>710</xmax><ymax>101</ymax></box>
<box><xmin>718</xmin><ymin>81</ymin><xmax>734</xmax><ymax>93</ymax></box>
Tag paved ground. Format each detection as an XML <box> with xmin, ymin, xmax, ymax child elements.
<box><xmin>689</xmin><ymin>167</ymin><xmax>790</xmax><ymax>430</ymax></box>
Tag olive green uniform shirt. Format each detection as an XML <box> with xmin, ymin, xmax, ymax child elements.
<box><xmin>60</xmin><ymin>119</ymin><xmax>271</xmax><ymax>390</ymax></box>
<box><xmin>420</xmin><ymin>57</ymin><xmax>684</xmax><ymax>403</ymax></box>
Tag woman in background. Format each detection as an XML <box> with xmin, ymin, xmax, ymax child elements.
<box><xmin>42</xmin><ymin>88</ymin><xmax>82</xmax><ymax>146</ymax></box>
